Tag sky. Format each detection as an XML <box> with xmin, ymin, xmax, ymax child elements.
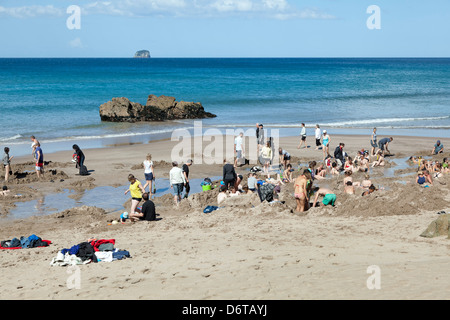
<box><xmin>0</xmin><ymin>0</ymin><xmax>449</xmax><ymax>58</ymax></box>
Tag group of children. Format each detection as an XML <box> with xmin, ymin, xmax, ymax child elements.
<box><xmin>411</xmin><ymin>156</ymin><xmax>449</xmax><ymax>187</ymax></box>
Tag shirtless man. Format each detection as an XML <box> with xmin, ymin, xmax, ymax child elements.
<box><xmin>312</xmin><ymin>187</ymin><xmax>336</xmax><ymax>208</ymax></box>
<box><xmin>344</xmin><ymin>181</ymin><xmax>355</xmax><ymax>194</ymax></box>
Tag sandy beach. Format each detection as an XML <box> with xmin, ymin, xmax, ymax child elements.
<box><xmin>0</xmin><ymin>133</ymin><xmax>449</xmax><ymax>300</ymax></box>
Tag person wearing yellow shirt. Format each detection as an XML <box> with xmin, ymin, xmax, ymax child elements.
<box><xmin>124</xmin><ymin>174</ymin><xmax>146</xmax><ymax>216</ymax></box>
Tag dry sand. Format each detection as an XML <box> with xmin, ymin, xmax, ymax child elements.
<box><xmin>0</xmin><ymin>134</ymin><xmax>449</xmax><ymax>300</ymax></box>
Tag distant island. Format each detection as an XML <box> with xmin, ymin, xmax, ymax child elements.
<box><xmin>134</xmin><ymin>50</ymin><xmax>151</xmax><ymax>58</ymax></box>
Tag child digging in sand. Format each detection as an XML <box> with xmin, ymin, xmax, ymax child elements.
<box><xmin>312</xmin><ymin>187</ymin><xmax>336</xmax><ymax>208</ymax></box>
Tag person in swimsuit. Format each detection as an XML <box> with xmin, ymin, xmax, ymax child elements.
<box><xmin>371</xmin><ymin>150</ymin><xmax>385</xmax><ymax>167</ymax></box>
<box><xmin>294</xmin><ymin>170</ymin><xmax>310</xmax><ymax>212</ymax></box>
<box><xmin>322</xmin><ymin>130</ymin><xmax>331</xmax><ymax>159</ymax></box>
<box><xmin>124</xmin><ymin>174</ymin><xmax>146</xmax><ymax>216</ymax></box>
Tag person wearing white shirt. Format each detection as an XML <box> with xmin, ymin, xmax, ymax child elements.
<box><xmin>234</xmin><ymin>132</ymin><xmax>244</xmax><ymax>168</ymax></box>
<box><xmin>315</xmin><ymin>124</ymin><xmax>322</xmax><ymax>150</ymax></box>
<box><xmin>169</xmin><ymin>161</ymin><xmax>186</xmax><ymax>205</ymax></box>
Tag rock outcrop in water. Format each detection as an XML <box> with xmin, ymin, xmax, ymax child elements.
<box><xmin>99</xmin><ymin>95</ymin><xmax>216</xmax><ymax>122</ymax></box>
<box><xmin>134</xmin><ymin>50</ymin><xmax>151</xmax><ymax>58</ymax></box>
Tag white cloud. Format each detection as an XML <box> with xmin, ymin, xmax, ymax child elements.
<box><xmin>69</xmin><ymin>37</ymin><xmax>84</xmax><ymax>48</ymax></box>
<box><xmin>0</xmin><ymin>1</ymin><xmax>335</xmax><ymax>20</ymax></box>
<box><xmin>0</xmin><ymin>5</ymin><xmax>63</xmax><ymax>18</ymax></box>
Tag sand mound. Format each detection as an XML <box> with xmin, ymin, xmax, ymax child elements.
<box><xmin>420</xmin><ymin>214</ymin><xmax>450</xmax><ymax>238</ymax></box>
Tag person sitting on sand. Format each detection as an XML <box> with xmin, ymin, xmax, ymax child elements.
<box><xmin>362</xmin><ymin>184</ymin><xmax>377</xmax><ymax>196</ymax></box>
<box><xmin>330</xmin><ymin>162</ymin><xmax>340</xmax><ymax>175</ymax></box>
<box><xmin>343</xmin><ymin>171</ymin><xmax>353</xmax><ymax>185</ymax></box>
<box><xmin>129</xmin><ymin>192</ymin><xmax>156</xmax><ymax>222</ymax></box>
<box><xmin>229</xmin><ymin>186</ymin><xmax>240</xmax><ymax>197</ymax></box>
<box><xmin>431</xmin><ymin>140</ymin><xmax>444</xmax><ymax>155</ymax></box>
<box><xmin>0</xmin><ymin>185</ymin><xmax>10</xmax><ymax>196</ymax></box>
<box><xmin>443</xmin><ymin>158</ymin><xmax>449</xmax><ymax>173</ymax></box>
<box><xmin>294</xmin><ymin>170</ymin><xmax>309</xmax><ymax>213</ymax></box>
<box><xmin>247</xmin><ymin>172</ymin><xmax>258</xmax><ymax>192</ymax></box>
<box><xmin>432</xmin><ymin>162</ymin><xmax>443</xmax><ymax>179</ymax></box>
<box><xmin>361</xmin><ymin>174</ymin><xmax>372</xmax><ymax>189</ymax></box>
<box><xmin>124</xmin><ymin>174</ymin><xmax>146</xmax><ymax>215</ymax></box>
<box><xmin>371</xmin><ymin>150</ymin><xmax>385</xmax><ymax>167</ymax></box>
<box><xmin>217</xmin><ymin>185</ymin><xmax>228</xmax><ymax>205</ymax></box>
<box><xmin>344</xmin><ymin>181</ymin><xmax>355</xmax><ymax>194</ymax></box>
<box><xmin>312</xmin><ymin>187</ymin><xmax>336</xmax><ymax>208</ymax></box>
<box><xmin>282</xmin><ymin>164</ymin><xmax>294</xmax><ymax>183</ymax></box>
<box><xmin>423</xmin><ymin>170</ymin><xmax>434</xmax><ymax>186</ymax></box>
<box><xmin>314</xmin><ymin>163</ymin><xmax>327</xmax><ymax>179</ymax></box>
<box><xmin>416</xmin><ymin>171</ymin><xmax>427</xmax><ymax>185</ymax></box>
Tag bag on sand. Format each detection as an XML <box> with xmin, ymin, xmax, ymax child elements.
<box><xmin>79</xmin><ymin>165</ymin><xmax>89</xmax><ymax>176</ymax></box>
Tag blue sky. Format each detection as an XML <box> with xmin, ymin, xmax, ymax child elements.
<box><xmin>0</xmin><ymin>0</ymin><xmax>449</xmax><ymax>57</ymax></box>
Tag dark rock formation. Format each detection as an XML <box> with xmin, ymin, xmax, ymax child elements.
<box><xmin>99</xmin><ymin>95</ymin><xmax>216</xmax><ymax>122</ymax></box>
<box><xmin>134</xmin><ymin>50</ymin><xmax>151</xmax><ymax>58</ymax></box>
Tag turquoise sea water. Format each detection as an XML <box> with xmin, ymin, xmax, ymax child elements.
<box><xmin>0</xmin><ymin>58</ymin><xmax>449</xmax><ymax>156</ymax></box>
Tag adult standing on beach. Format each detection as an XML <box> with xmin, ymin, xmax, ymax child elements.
<box><xmin>370</xmin><ymin>128</ymin><xmax>377</xmax><ymax>156</ymax></box>
<box><xmin>234</xmin><ymin>132</ymin><xmax>244</xmax><ymax>168</ymax></box>
<box><xmin>261</xmin><ymin>141</ymin><xmax>273</xmax><ymax>175</ymax></box>
<box><xmin>315</xmin><ymin>125</ymin><xmax>322</xmax><ymax>150</ymax></box>
<box><xmin>143</xmin><ymin>154</ymin><xmax>155</xmax><ymax>196</ymax></box>
<box><xmin>222</xmin><ymin>159</ymin><xmax>237</xmax><ymax>190</ymax></box>
<box><xmin>72</xmin><ymin>144</ymin><xmax>86</xmax><ymax>174</ymax></box>
<box><xmin>124</xmin><ymin>174</ymin><xmax>146</xmax><ymax>216</ymax></box>
<box><xmin>182</xmin><ymin>159</ymin><xmax>192</xmax><ymax>199</ymax></box>
<box><xmin>297</xmin><ymin>123</ymin><xmax>307</xmax><ymax>149</ymax></box>
<box><xmin>30</xmin><ymin>136</ymin><xmax>39</xmax><ymax>160</ymax></box>
<box><xmin>322</xmin><ymin>130</ymin><xmax>331</xmax><ymax>159</ymax></box>
<box><xmin>2</xmin><ymin>147</ymin><xmax>13</xmax><ymax>182</ymax></box>
<box><xmin>378</xmin><ymin>137</ymin><xmax>393</xmax><ymax>156</ymax></box>
<box><xmin>34</xmin><ymin>143</ymin><xmax>44</xmax><ymax>178</ymax></box>
<box><xmin>169</xmin><ymin>161</ymin><xmax>186</xmax><ymax>205</ymax></box>
<box><xmin>334</xmin><ymin>143</ymin><xmax>345</xmax><ymax>169</ymax></box>
<box><xmin>256</xmin><ymin>123</ymin><xmax>264</xmax><ymax>154</ymax></box>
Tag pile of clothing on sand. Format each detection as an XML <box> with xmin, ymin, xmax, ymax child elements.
<box><xmin>50</xmin><ymin>238</ymin><xmax>131</xmax><ymax>266</ymax></box>
<box><xmin>1</xmin><ymin>234</ymin><xmax>51</xmax><ymax>249</ymax></box>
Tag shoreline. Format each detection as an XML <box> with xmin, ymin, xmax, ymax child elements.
<box><xmin>5</xmin><ymin>126</ymin><xmax>450</xmax><ymax>159</ymax></box>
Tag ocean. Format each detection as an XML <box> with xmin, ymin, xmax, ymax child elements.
<box><xmin>1</xmin><ymin>58</ymin><xmax>449</xmax><ymax>156</ymax></box>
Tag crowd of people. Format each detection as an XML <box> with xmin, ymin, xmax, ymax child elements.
<box><xmin>1</xmin><ymin>127</ymin><xmax>448</xmax><ymax>221</ymax></box>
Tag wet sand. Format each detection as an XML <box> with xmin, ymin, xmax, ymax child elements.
<box><xmin>0</xmin><ymin>134</ymin><xmax>449</xmax><ymax>300</ymax></box>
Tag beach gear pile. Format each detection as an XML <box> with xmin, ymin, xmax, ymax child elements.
<box><xmin>1</xmin><ymin>234</ymin><xmax>51</xmax><ymax>249</ymax></box>
<box><xmin>50</xmin><ymin>238</ymin><xmax>131</xmax><ymax>266</ymax></box>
